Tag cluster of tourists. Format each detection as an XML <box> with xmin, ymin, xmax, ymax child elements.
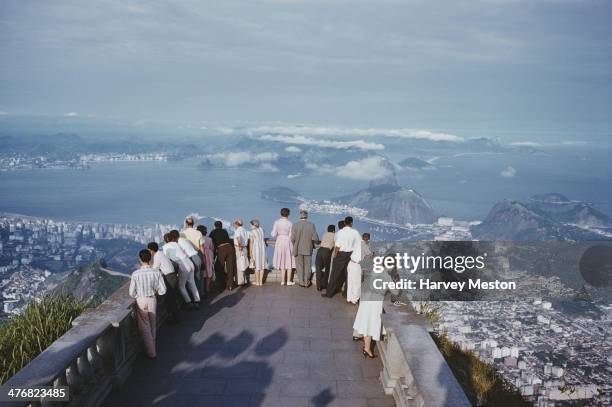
<box><xmin>128</xmin><ymin>208</ymin><xmax>387</xmax><ymax>360</ymax></box>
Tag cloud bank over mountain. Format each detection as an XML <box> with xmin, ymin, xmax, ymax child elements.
<box><xmin>203</xmin><ymin>151</ymin><xmax>280</xmax><ymax>171</ymax></box>
<box><xmin>335</xmin><ymin>156</ymin><xmax>396</xmax><ymax>181</ymax></box>
<box><xmin>250</xmin><ymin>125</ymin><xmax>464</xmax><ymax>142</ymax></box>
<box><xmin>258</xmin><ymin>134</ymin><xmax>385</xmax><ymax>151</ymax></box>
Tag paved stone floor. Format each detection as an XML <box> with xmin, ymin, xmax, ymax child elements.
<box><xmin>103</xmin><ymin>284</ymin><xmax>395</xmax><ymax>407</ymax></box>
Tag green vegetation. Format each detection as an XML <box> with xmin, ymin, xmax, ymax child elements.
<box><xmin>416</xmin><ymin>300</ymin><xmax>442</xmax><ymax>325</ymax></box>
<box><xmin>415</xmin><ymin>302</ymin><xmax>530</xmax><ymax>406</ymax></box>
<box><xmin>53</xmin><ymin>259</ymin><xmax>127</xmax><ymax>303</ymax></box>
<box><xmin>0</xmin><ymin>294</ymin><xmax>88</xmax><ymax>383</ymax></box>
<box><xmin>432</xmin><ymin>333</ymin><xmax>531</xmax><ymax>407</ymax></box>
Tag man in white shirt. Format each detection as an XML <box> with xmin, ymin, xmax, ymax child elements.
<box><xmin>172</xmin><ymin>228</ymin><xmax>203</xmax><ymax>297</ymax></box>
<box><xmin>163</xmin><ymin>232</ymin><xmax>200</xmax><ymax>309</ymax></box>
<box><xmin>148</xmin><ymin>242</ymin><xmax>180</xmax><ymax>323</ymax></box>
<box><xmin>182</xmin><ymin>218</ymin><xmax>206</xmax><ymax>294</ymax></box>
<box><xmin>324</xmin><ymin>216</ymin><xmax>361</xmax><ymax>298</ymax></box>
<box><xmin>129</xmin><ymin>249</ymin><xmax>167</xmax><ymax>359</ymax></box>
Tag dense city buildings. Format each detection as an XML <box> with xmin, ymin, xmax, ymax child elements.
<box><xmin>0</xmin><ymin>214</ymin><xmax>175</xmax><ymax>315</ymax></box>
<box><xmin>435</xmin><ymin>301</ymin><xmax>612</xmax><ymax>406</ymax></box>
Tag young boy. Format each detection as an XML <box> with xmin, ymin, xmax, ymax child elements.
<box><xmin>129</xmin><ymin>249</ymin><xmax>166</xmax><ymax>359</ymax></box>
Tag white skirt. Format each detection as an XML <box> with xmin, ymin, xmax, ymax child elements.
<box><xmin>352</xmin><ymin>300</ymin><xmax>383</xmax><ymax>341</ymax></box>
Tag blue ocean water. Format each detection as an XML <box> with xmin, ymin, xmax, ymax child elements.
<box><xmin>0</xmin><ymin>147</ymin><xmax>610</xmax><ymax>232</ymax></box>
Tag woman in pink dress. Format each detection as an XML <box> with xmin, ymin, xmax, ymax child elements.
<box><xmin>271</xmin><ymin>207</ymin><xmax>295</xmax><ymax>286</ymax></box>
<box><xmin>197</xmin><ymin>225</ymin><xmax>215</xmax><ymax>293</ymax></box>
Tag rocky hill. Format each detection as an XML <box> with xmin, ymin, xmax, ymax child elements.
<box><xmin>471</xmin><ymin>198</ymin><xmax>611</xmax><ymax>241</ymax></box>
<box><xmin>528</xmin><ymin>193</ymin><xmax>611</xmax><ymax>228</ymax></box>
<box><xmin>334</xmin><ymin>183</ymin><xmax>437</xmax><ymax>225</ymax></box>
<box><xmin>399</xmin><ymin>157</ymin><xmax>434</xmax><ymax>170</ymax></box>
<box><xmin>52</xmin><ymin>259</ymin><xmax>128</xmax><ymax>303</ymax></box>
<box><xmin>260</xmin><ymin>187</ymin><xmax>305</xmax><ymax>204</ymax></box>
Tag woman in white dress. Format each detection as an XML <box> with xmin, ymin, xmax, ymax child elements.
<box><xmin>352</xmin><ymin>255</ymin><xmax>399</xmax><ymax>358</ymax></box>
<box><xmin>233</xmin><ymin>219</ymin><xmax>250</xmax><ymax>286</ymax></box>
<box><xmin>248</xmin><ymin>219</ymin><xmax>267</xmax><ymax>286</ymax></box>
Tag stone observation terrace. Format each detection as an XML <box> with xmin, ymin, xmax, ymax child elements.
<box><xmin>5</xmin><ymin>271</ymin><xmax>471</xmax><ymax>407</ymax></box>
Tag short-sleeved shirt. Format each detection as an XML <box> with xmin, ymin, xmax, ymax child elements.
<box><xmin>129</xmin><ymin>266</ymin><xmax>167</xmax><ymax>298</ymax></box>
<box><xmin>178</xmin><ymin>237</ymin><xmax>198</xmax><ymax>257</ymax></box>
<box><xmin>320</xmin><ymin>232</ymin><xmax>335</xmax><ymax>249</ymax></box>
<box><xmin>209</xmin><ymin>228</ymin><xmax>233</xmax><ymax>249</ymax></box>
<box><xmin>233</xmin><ymin>226</ymin><xmax>250</xmax><ymax>247</ymax></box>
<box><xmin>335</xmin><ymin>226</ymin><xmax>362</xmax><ymax>262</ymax></box>
<box><xmin>182</xmin><ymin>228</ymin><xmax>204</xmax><ymax>250</ymax></box>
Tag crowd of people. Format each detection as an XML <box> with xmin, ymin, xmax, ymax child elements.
<box><xmin>128</xmin><ymin>208</ymin><xmax>387</xmax><ymax>360</ymax></box>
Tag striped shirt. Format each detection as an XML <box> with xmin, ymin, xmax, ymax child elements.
<box><xmin>129</xmin><ymin>266</ymin><xmax>167</xmax><ymax>298</ymax></box>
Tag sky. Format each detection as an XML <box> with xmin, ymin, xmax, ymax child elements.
<box><xmin>1</xmin><ymin>0</ymin><xmax>611</xmax><ymax>141</ymax></box>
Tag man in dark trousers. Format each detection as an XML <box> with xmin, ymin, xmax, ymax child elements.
<box><xmin>148</xmin><ymin>242</ymin><xmax>180</xmax><ymax>323</ymax></box>
<box><xmin>324</xmin><ymin>216</ymin><xmax>360</xmax><ymax>298</ymax></box>
<box><xmin>314</xmin><ymin>224</ymin><xmax>335</xmax><ymax>291</ymax></box>
<box><xmin>209</xmin><ymin>220</ymin><xmax>237</xmax><ymax>291</ymax></box>
<box><xmin>291</xmin><ymin>209</ymin><xmax>319</xmax><ymax>287</ymax></box>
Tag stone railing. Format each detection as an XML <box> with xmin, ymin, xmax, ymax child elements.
<box><xmin>378</xmin><ymin>302</ymin><xmax>472</xmax><ymax>407</ymax></box>
<box><xmin>3</xmin><ymin>282</ymin><xmax>168</xmax><ymax>407</ymax></box>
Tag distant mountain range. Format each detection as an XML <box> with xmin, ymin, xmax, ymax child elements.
<box><xmin>471</xmin><ymin>193</ymin><xmax>611</xmax><ymax>241</ymax></box>
<box><xmin>0</xmin><ymin>133</ymin><xmax>203</xmax><ymax>161</ymax></box>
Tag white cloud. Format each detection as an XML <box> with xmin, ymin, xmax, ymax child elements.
<box><xmin>335</xmin><ymin>156</ymin><xmax>394</xmax><ymax>181</ymax></box>
<box><xmin>249</xmin><ymin>125</ymin><xmax>464</xmax><ymax>142</ymax></box>
<box><xmin>65</xmin><ymin>112</ymin><xmax>78</xmax><ymax>116</ymax></box>
<box><xmin>500</xmin><ymin>166</ymin><xmax>517</xmax><ymax>178</ymax></box>
<box><xmin>559</xmin><ymin>140</ymin><xmax>589</xmax><ymax>146</ymax></box>
<box><xmin>510</xmin><ymin>140</ymin><xmax>590</xmax><ymax>148</ymax></box>
<box><xmin>216</xmin><ymin>127</ymin><xmax>235</xmax><ymax>135</ymax></box>
<box><xmin>285</xmin><ymin>146</ymin><xmax>302</xmax><ymax>153</ymax></box>
<box><xmin>205</xmin><ymin>151</ymin><xmax>279</xmax><ymax>168</ymax></box>
<box><xmin>509</xmin><ymin>141</ymin><xmax>541</xmax><ymax>147</ymax></box>
<box><xmin>258</xmin><ymin>134</ymin><xmax>384</xmax><ymax>151</ymax></box>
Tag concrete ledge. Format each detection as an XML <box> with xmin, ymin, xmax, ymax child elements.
<box><xmin>3</xmin><ymin>282</ymin><xmax>167</xmax><ymax>407</ymax></box>
<box><xmin>378</xmin><ymin>302</ymin><xmax>471</xmax><ymax>407</ymax></box>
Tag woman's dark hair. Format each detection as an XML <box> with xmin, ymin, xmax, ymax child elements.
<box><xmin>327</xmin><ymin>225</ymin><xmax>335</xmax><ymax>232</ymax></box>
<box><xmin>139</xmin><ymin>249</ymin><xmax>152</xmax><ymax>263</ymax></box>
<box><xmin>163</xmin><ymin>233</ymin><xmax>172</xmax><ymax>243</ymax></box>
<box><xmin>169</xmin><ymin>230</ymin><xmax>180</xmax><ymax>240</ymax></box>
<box><xmin>280</xmin><ymin>208</ymin><xmax>290</xmax><ymax>217</ymax></box>
<box><xmin>338</xmin><ymin>220</ymin><xmax>345</xmax><ymax>229</ymax></box>
<box><xmin>147</xmin><ymin>242</ymin><xmax>159</xmax><ymax>252</ymax></box>
<box><xmin>214</xmin><ymin>220</ymin><xmax>223</xmax><ymax>229</ymax></box>
<box><xmin>197</xmin><ymin>225</ymin><xmax>207</xmax><ymax>235</ymax></box>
